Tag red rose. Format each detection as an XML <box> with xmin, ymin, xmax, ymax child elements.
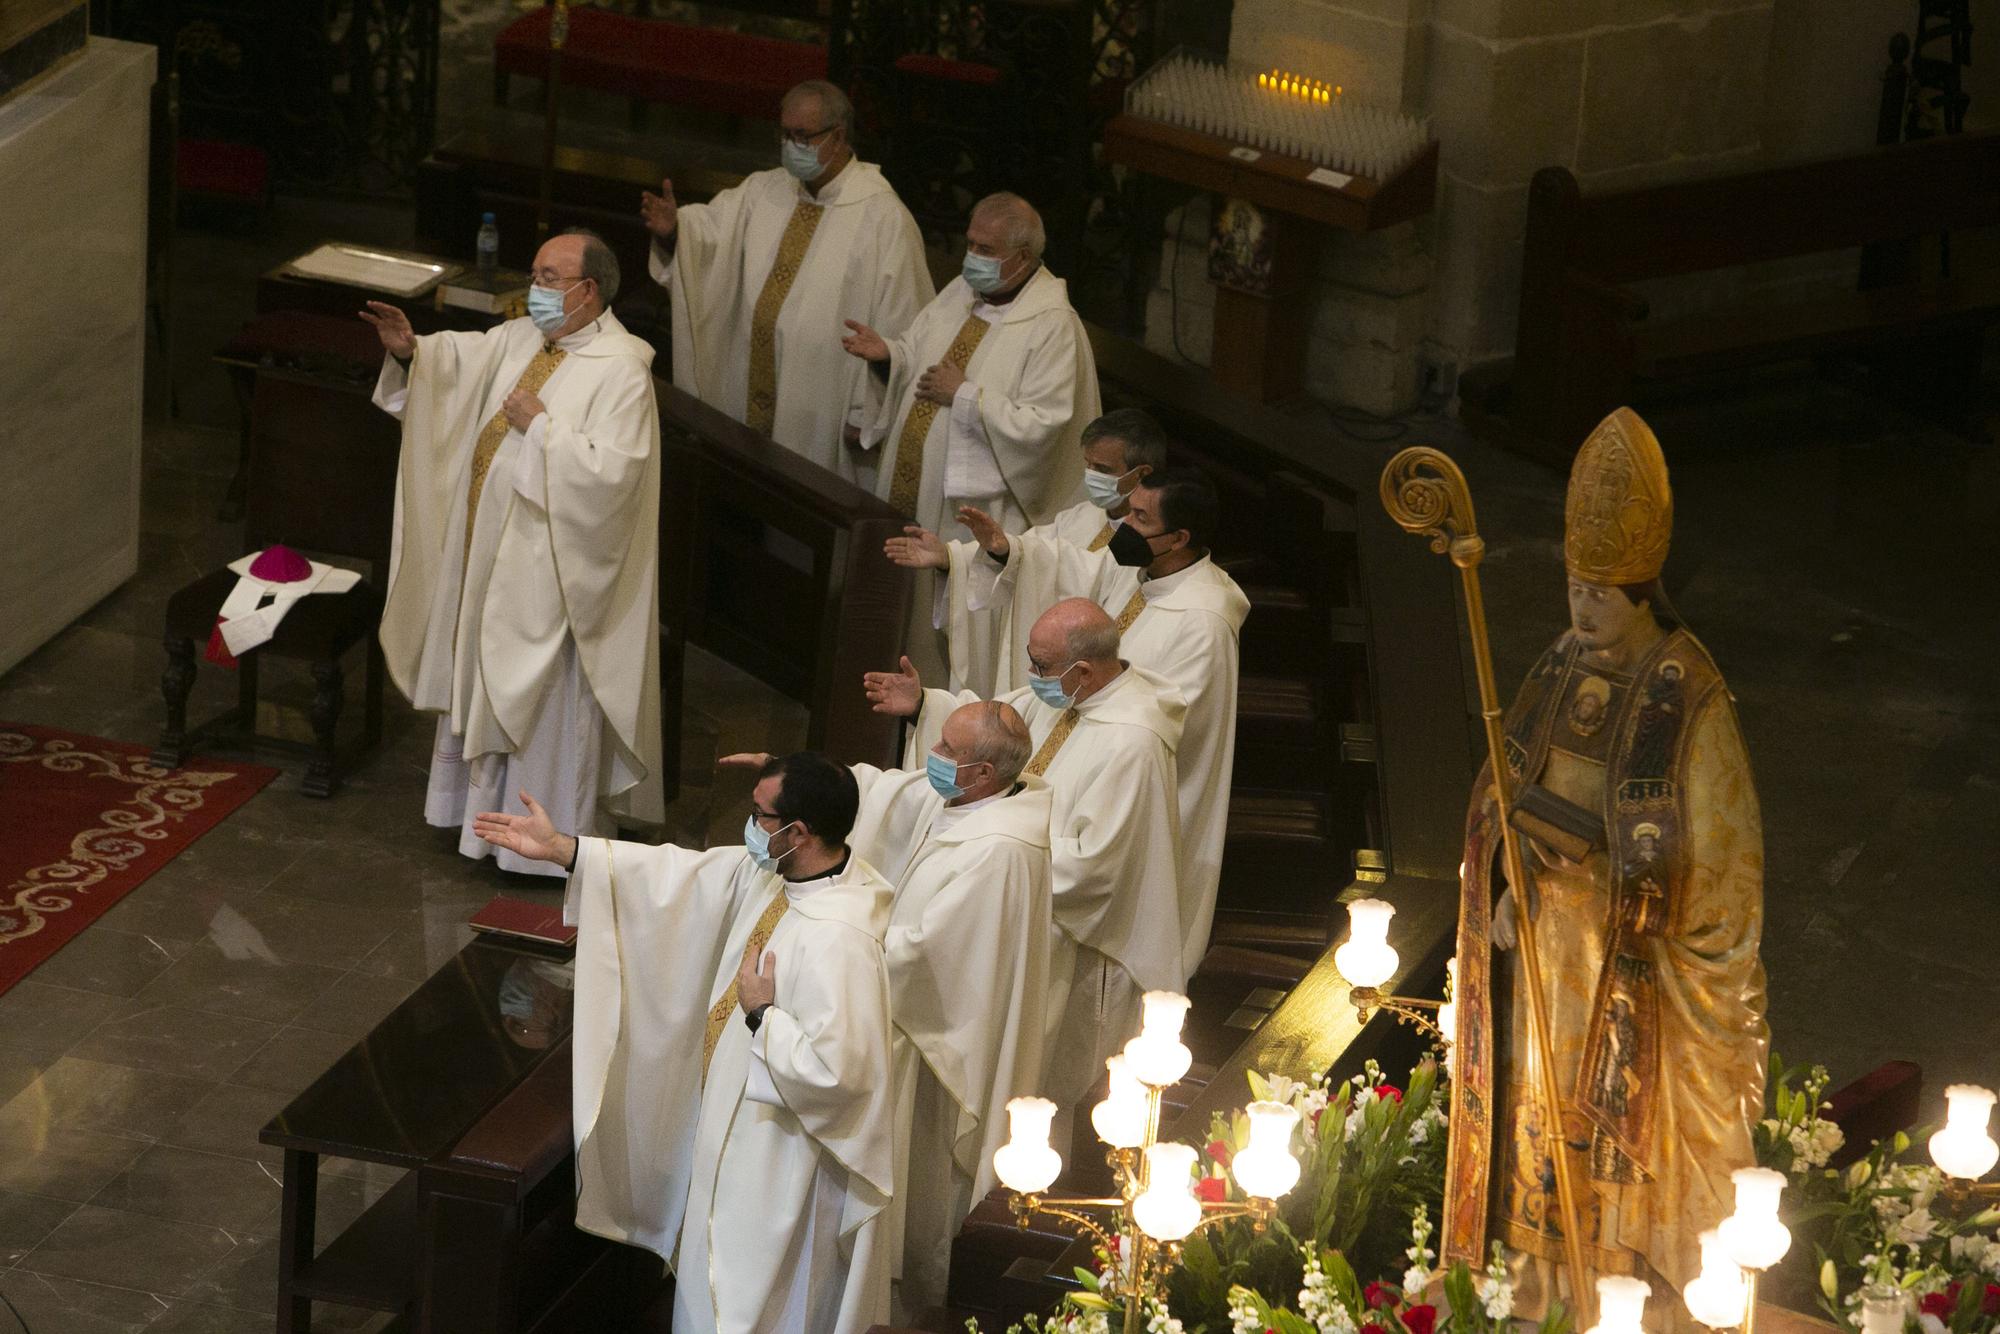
<box><xmin>1919</xmin><ymin>1292</ymin><xmax>1954</xmax><ymax>1319</ymax></box>
<box><xmin>1403</xmin><ymin>1303</ymin><xmax>1438</xmax><ymax>1334</ymax></box>
<box><xmin>1365</xmin><ymin>1282</ymin><xmax>1393</xmax><ymax>1309</ymax></box>
<box><xmin>1362</xmin><ymin>1324</ymin><xmax>1389</xmax><ymax>1334</ymax></box>
<box><xmin>1195</xmin><ymin>1175</ymin><xmax>1228</xmax><ymax>1203</ymax></box>
<box><xmin>1375</xmin><ymin>1084</ymin><xmax>1403</xmax><ymax>1103</ymax></box>
<box><xmin>1984</xmin><ymin>1285</ymin><xmax>2000</xmax><ymax>1317</ymax></box>
<box><xmin>1206</xmin><ymin>1138</ymin><xmax>1233</xmax><ymax>1167</ymax></box>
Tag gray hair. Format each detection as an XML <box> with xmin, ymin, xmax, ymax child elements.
<box><xmin>1081</xmin><ymin>408</ymin><xmax>1170</xmax><ymax>473</ymax></box>
<box><xmin>972</xmin><ymin>191</ymin><xmax>1046</xmax><ymax>259</ymax></box>
<box><xmin>783</xmin><ymin>79</ymin><xmax>853</xmax><ymax>137</ymax></box>
<box><xmin>562</xmin><ymin>227</ymin><xmax>621</xmax><ymax>303</ymax></box>
<box><xmin>1064</xmin><ymin>614</ymin><xmax>1121</xmax><ymax>665</ymax></box>
<box><xmin>965</xmin><ymin>701</ymin><xmax>1033</xmax><ymax>786</ymax></box>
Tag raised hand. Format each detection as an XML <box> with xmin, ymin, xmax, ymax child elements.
<box><xmin>717</xmin><ymin>751</ymin><xmax>774</xmax><ymax>771</ymax></box>
<box><xmin>472</xmin><ymin>791</ymin><xmax>574</xmax><ymax>867</ymax></box>
<box><xmin>883</xmin><ymin>524</ymin><xmax>948</xmax><ymax>570</ymax></box>
<box><xmin>640</xmin><ymin>178</ymin><xmax>678</xmax><ymax>240</ymax></box>
<box><xmin>861</xmin><ymin>655</ymin><xmax>922</xmax><ymax>717</ymax></box>
<box><xmin>360</xmin><ymin>301</ymin><xmax>416</xmax><ymax>359</ymax></box>
<box><xmin>956</xmin><ymin>505</ymin><xmax>1009</xmax><ymax>560</ymax></box>
<box><xmin>841</xmin><ymin>319</ymin><xmax>888</xmax><ymax>362</ymax></box>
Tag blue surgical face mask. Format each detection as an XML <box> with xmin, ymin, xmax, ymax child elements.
<box><xmin>1083</xmin><ymin>466</ymin><xmax>1136</xmax><ymax>510</ymax></box>
<box><xmin>926</xmin><ymin>750</ymin><xmax>970</xmax><ymax>800</ymax></box>
<box><xmin>526</xmin><ymin>282</ymin><xmax>574</xmax><ymax>337</ymax></box>
<box><xmin>781</xmin><ymin>138</ymin><xmax>824</xmax><ymax>182</ymax></box>
<box><xmin>1027</xmin><ymin>661</ymin><xmax>1079</xmax><ymax>710</ymax></box>
<box><xmin>962</xmin><ymin>251</ymin><xmax>1008</xmax><ymax>295</ymax></box>
<box><xmin>743</xmin><ymin>813</ymin><xmax>800</xmax><ymax>873</ymax></box>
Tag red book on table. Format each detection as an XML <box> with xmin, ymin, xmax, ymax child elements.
<box><xmin>468</xmin><ymin>895</ymin><xmax>577</xmax><ymax>949</ymax></box>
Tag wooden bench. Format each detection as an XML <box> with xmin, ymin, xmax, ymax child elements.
<box><xmin>493</xmin><ymin>1</ymin><xmax>846</xmax><ymax>128</ymax></box>
<box><xmin>1495</xmin><ymin>131</ymin><xmax>2000</xmax><ymax>465</ymax></box>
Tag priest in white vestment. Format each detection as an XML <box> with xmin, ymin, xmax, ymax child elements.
<box><xmin>885</xmin><ymin>407</ymin><xmax>1171</xmax><ymax>695</ymax></box>
<box><xmin>363</xmin><ymin>229</ymin><xmax>663</xmax><ymax>876</ymax></box>
<box><xmin>643</xmin><ymin>80</ymin><xmax>932</xmax><ymax>475</ymax></box>
<box><xmin>864</xmin><ymin>600</ymin><xmax>1184</xmax><ymax>1111</ymax></box>
<box><xmin>900</xmin><ymin>469</ymin><xmax>1247</xmax><ymax>978</ymax></box>
<box><xmin>472</xmin><ymin>754</ymin><xmax>897</xmax><ymax>1334</ymax></box>
<box><xmin>842</xmin><ymin>192</ymin><xmax>1098</xmax><ymax>681</ymax></box>
<box><xmin>854</xmin><ymin>702</ymin><xmax>1051</xmax><ymax>1317</ymax></box>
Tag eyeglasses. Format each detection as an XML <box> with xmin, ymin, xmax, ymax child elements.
<box><xmin>530</xmin><ymin>270</ymin><xmax>588</xmax><ymax>289</ymax></box>
<box><xmin>777</xmin><ymin>124</ymin><xmax>838</xmax><ymax>147</ymax></box>
<box><xmin>1026</xmin><ymin>653</ymin><xmax>1076</xmax><ymax>677</ymax></box>
<box><xmin>750</xmin><ymin>806</ymin><xmax>783</xmax><ymax>826</ymax></box>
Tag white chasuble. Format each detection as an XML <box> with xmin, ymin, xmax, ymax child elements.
<box><xmin>373</xmin><ymin>313</ymin><xmax>664</xmax><ymax>872</ymax></box>
<box><xmin>934</xmin><ymin>499</ymin><xmax>1115</xmax><ymax>695</ymax></box>
<box><xmin>961</xmin><ymin>540</ymin><xmax>1250</xmax><ymax>978</ymax></box>
<box><xmin>565</xmin><ymin>839</ymin><xmax>898</xmax><ymax>1334</ymax></box>
<box><xmin>656</xmin><ymin>161</ymin><xmax>933</xmax><ymax>475</ymax></box>
<box><xmin>848</xmin><ymin>766</ymin><xmax>1054</xmax><ymax>1316</ymax></box>
<box><xmin>863</xmin><ymin>267</ymin><xmax>1097</xmax><ymax>540</ymax></box>
<box><xmin>906</xmin><ymin>668</ymin><xmax>1185</xmax><ymax>1107</ymax></box>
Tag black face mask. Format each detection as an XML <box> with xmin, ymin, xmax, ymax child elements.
<box><xmin>1108</xmin><ymin>521</ymin><xmax>1162</xmax><ymax>568</ymax></box>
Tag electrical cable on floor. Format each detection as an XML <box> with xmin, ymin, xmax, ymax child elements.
<box><xmin>0</xmin><ymin>1283</ymin><xmax>32</xmax><ymax>1334</ymax></box>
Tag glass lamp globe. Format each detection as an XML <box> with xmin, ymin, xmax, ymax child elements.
<box><xmin>1231</xmin><ymin>1100</ymin><xmax>1301</xmax><ymax>1200</ymax></box>
<box><xmin>1336</xmin><ymin>898</ymin><xmax>1398</xmax><ymax>989</ymax></box>
<box><xmin>1122</xmin><ymin>991</ymin><xmax>1193</xmax><ymax>1089</ymax></box>
<box><xmin>1930</xmin><ymin>1085</ymin><xmax>1999</xmax><ymax>1181</ymax></box>
<box><xmin>1718</xmin><ymin>1167</ymin><xmax>1791</xmax><ymax>1272</ymax></box>
<box><xmin>992</xmin><ymin>1097</ymin><xmax>1062</xmax><ymax>1195</ymax></box>
<box><xmin>1682</xmin><ymin>1229</ymin><xmax>1750</xmax><ymax>1329</ymax></box>
<box><xmin>1091</xmin><ymin>1055</ymin><xmax>1150</xmax><ymax>1150</ymax></box>
<box><xmin>1436</xmin><ymin>957</ymin><xmax>1459</xmax><ymax>1047</ymax></box>
<box><xmin>1131</xmin><ymin>1143</ymin><xmax>1202</xmax><ymax>1241</ymax></box>
<box><xmin>1583</xmin><ymin>1275</ymin><xmax>1652</xmax><ymax>1334</ymax></box>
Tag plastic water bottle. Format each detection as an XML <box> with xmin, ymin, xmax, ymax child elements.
<box><xmin>477</xmin><ymin>212</ymin><xmax>499</xmax><ymax>273</ymax></box>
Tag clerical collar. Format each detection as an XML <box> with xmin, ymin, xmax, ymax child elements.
<box><xmin>548</xmin><ymin>315</ymin><xmax>604</xmax><ymax>354</ymax></box>
<box><xmin>784</xmin><ymin>848</ymin><xmax>851</xmax><ymax>894</ymax></box>
<box><xmin>938</xmin><ymin>782</ymin><xmax>1020</xmax><ymax>825</ymax></box>
<box><xmin>972</xmin><ymin>265</ymin><xmax>1040</xmax><ymax>317</ymax></box>
<box><xmin>1141</xmin><ymin>553</ymin><xmax>1211</xmax><ymax>595</ymax></box>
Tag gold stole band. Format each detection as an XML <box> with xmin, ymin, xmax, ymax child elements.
<box><xmin>887</xmin><ymin>313</ymin><xmax>991</xmax><ymax>517</ymax></box>
<box><xmin>465</xmin><ymin>344</ymin><xmax>568</xmax><ymax>561</ymax></box>
<box><xmin>1115</xmin><ymin>587</ymin><xmax>1148</xmax><ymax>633</ymax></box>
<box><xmin>702</xmin><ymin>890</ymin><xmax>791</xmax><ymax>1083</ymax></box>
<box><xmin>1087</xmin><ymin>523</ymin><xmax>1115</xmax><ymax>552</ymax></box>
<box><xmin>1024</xmin><ymin>707</ymin><xmax>1080</xmax><ymax>778</ymax></box>
<box><xmin>745</xmin><ymin>201</ymin><xmax>827</xmax><ymax>436</ymax></box>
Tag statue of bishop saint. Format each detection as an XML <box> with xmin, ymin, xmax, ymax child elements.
<box><xmin>1445</xmin><ymin>408</ymin><xmax>1769</xmax><ymax>1330</ymax></box>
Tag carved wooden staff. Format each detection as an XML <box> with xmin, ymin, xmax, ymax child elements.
<box><xmin>1379</xmin><ymin>446</ymin><xmax>1591</xmax><ymax>1321</ymax></box>
<box><xmin>536</xmin><ymin>0</ymin><xmax>570</xmax><ymax>240</ymax></box>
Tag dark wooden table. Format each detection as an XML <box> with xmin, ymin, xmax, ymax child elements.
<box><xmin>260</xmin><ymin>939</ymin><xmax>578</xmax><ymax>1332</ymax></box>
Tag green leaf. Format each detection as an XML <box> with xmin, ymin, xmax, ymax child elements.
<box><xmin>1070</xmin><ymin>1291</ymin><xmax>1114</xmax><ymax>1312</ymax></box>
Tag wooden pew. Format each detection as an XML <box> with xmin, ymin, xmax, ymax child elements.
<box><xmin>1492</xmin><ymin>132</ymin><xmax>2000</xmax><ymax>465</ymax></box>
<box><xmin>655</xmin><ymin>379</ymin><xmax>915</xmax><ymax>797</ymax></box>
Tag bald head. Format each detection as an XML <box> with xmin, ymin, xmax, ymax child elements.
<box><xmin>942</xmin><ymin>699</ymin><xmax>1033</xmax><ymax>790</ymax></box>
<box><xmin>529</xmin><ymin>231</ymin><xmax>612</xmax><ymax>338</ymax></box>
<box><xmin>969</xmin><ymin>192</ymin><xmax>1046</xmax><ymax>259</ymax></box>
<box><xmin>1023</xmin><ymin>597</ymin><xmax>1122</xmax><ymax>705</ymax></box>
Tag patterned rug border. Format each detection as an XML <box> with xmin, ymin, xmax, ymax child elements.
<box><xmin>0</xmin><ymin>723</ymin><xmax>280</xmax><ymax>996</ymax></box>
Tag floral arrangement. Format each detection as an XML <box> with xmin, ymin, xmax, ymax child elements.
<box><xmin>1751</xmin><ymin>1056</ymin><xmax>2000</xmax><ymax>1334</ymax></box>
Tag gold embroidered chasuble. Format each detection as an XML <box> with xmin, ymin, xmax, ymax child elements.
<box><xmin>1447</xmin><ymin>626</ymin><xmax>1767</xmax><ymax>1321</ymax></box>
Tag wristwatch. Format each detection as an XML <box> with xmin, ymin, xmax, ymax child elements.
<box><xmin>745</xmin><ymin>1003</ymin><xmax>772</xmax><ymax>1034</ymax></box>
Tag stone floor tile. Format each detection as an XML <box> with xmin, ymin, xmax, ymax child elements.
<box><xmin>20</xmin><ymin>928</ymin><xmax>189</xmax><ymax>999</ymax></box>
<box><xmin>160</xmin><ymin>1082</ymin><xmax>291</xmax><ymax>1165</ymax></box>
<box><xmin>289</xmin><ymin>970</ymin><xmax>421</xmax><ymax>1040</ymax></box>
<box><xmin>0</xmin><ymin>1127</ymin><xmax>148</xmax><ymax>1203</ymax></box>
<box><xmin>227</xmin><ymin>1026</ymin><xmax>356</xmax><ymax>1097</ymax></box>
<box><xmin>92</xmin><ymin>1145</ymin><xmax>283</xmax><ymax>1234</ymax></box>
<box><xmin>0</xmin><ymin>1271</ymin><xmax>169</xmax><ymax>1334</ymax></box>
<box><xmin>0</xmin><ymin>1191</ymin><xmax>78</xmax><ymax>1268</ymax></box>
<box><xmin>0</xmin><ymin>983</ymin><xmax>124</xmax><ymax>1062</ymax></box>
<box><xmin>0</xmin><ymin>1056</ymin><xmax>210</xmax><ymax>1142</ymax></box>
<box><xmin>129</xmin><ymin>939</ymin><xmax>344</xmax><ymax>1026</ymax></box>
<box><xmin>69</xmin><ymin>1004</ymin><xmax>278</xmax><ymax>1083</ymax></box>
<box><xmin>15</xmin><ymin>1204</ymin><xmax>246</xmax><ymax>1297</ymax></box>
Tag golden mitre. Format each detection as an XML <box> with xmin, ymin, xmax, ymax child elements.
<box><xmin>1563</xmin><ymin>407</ymin><xmax>1673</xmax><ymax>585</ymax></box>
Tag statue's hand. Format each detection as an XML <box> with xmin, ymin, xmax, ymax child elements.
<box><xmin>1491</xmin><ymin>889</ymin><xmax>1518</xmax><ymax>951</ymax></box>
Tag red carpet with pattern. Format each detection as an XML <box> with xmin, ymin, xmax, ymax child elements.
<box><xmin>0</xmin><ymin>723</ymin><xmax>278</xmax><ymax>997</ymax></box>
